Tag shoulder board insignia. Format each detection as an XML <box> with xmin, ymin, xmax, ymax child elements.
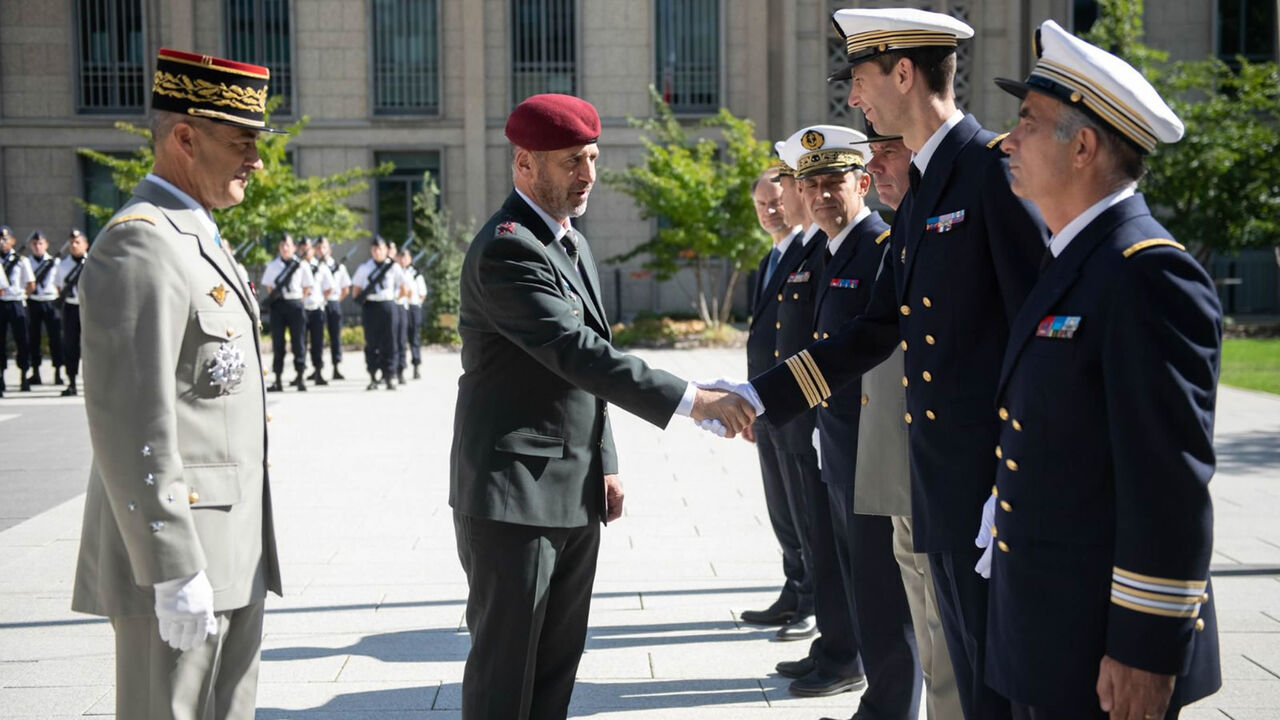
<box><xmin>1122</xmin><ymin>238</ymin><xmax>1186</xmax><ymax>258</ymax></box>
<box><xmin>496</xmin><ymin>221</ymin><xmax>518</xmax><ymax>236</ymax></box>
<box><xmin>987</xmin><ymin>132</ymin><xmax>1010</xmax><ymax>149</ymax></box>
<box><xmin>105</xmin><ymin>214</ymin><xmax>157</xmax><ymax>231</ymax></box>
<box><xmin>874</xmin><ymin>229</ymin><xmax>891</xmax><ymax>246</ymax></box>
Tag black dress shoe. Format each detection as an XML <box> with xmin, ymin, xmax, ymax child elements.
<box><xmin>267</xmin><ymin>379</ymin><xmax>284</xmax><ymax>392</ymax></box>
<box><xmin>385</xmin><ymin>377</ymin><xmax>396</xmax><ymax>390</ymax></box>
<box><xmin>412</xmin><ymin>365</ymin><xmax>420</xmax><ymax>379</ymax></box>
<box><xmin>313</xmin><ymin>375</ymin><xmax>329</xmax><ymax>386</ymax></box>
<box><xmin>788</xmin><ymin>668</ymin><xmax>867</xmax><ymax>697</ymax></box>
<box><xmin>740</xmin><ymin>595</ymin><xmax>798</xmax><ymax>626</ymax></box>
<box><xmin>366</xmin><ymin>380</ymin><xmax>379</xmax><ymax>391</ymax></box>
<box><xmin>397</xmin><ymin>370</ymin><xmax>407</xmax><ymax>385</ymax></box>
<box><xmin>60</xmin><ymin>383</ymin><xmax>78</xmax><ymax>397</ymax></box>
<box><xmin>29</xmin><ymin>370</ymin><xmax>42</xmax><ymax>385</ymax></box>
<box><xmin>332</xmin><ymin>368</ymin><xmax>345</xmax><ymax>380</ymax></box>
<box><xmin>54</xmin><ymin>369</ymin><xmax>65</xmax><ymax>385</ymax></box>
<box><xmin>775</xmin><ymin>656</ymin><xmax>815</xmax><ymax>679</ymax></box>
<box><xmin>775</xmin><ymin>613</ymin><xmax>818</xmax><ymax>641</ymax></box>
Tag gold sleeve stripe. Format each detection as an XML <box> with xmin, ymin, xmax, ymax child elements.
<box><xmin>784</xmin><ymin>355</ymin><xmax>821</xmax><ymax>408</ymax></box>
<box><xmin>105</xmin><ymin>214</ymin><xmax>157</xmax><ymax>230</ymax></box>
<box><xmin>1110</xmin><ymin>582</ymin><xmax>1200</xmax><ymax>606</ymax></box>
<box><xmin>874</xmin><ymin>229</ymin><xmax>891</xmax><ymax>246</ymax></box>
<box><xmin>1122</xmin><ymin>238</ymin><xmax>1186</xmax><ymax>258</ymax></box>
<box><xmin>986</xmin><ymin>132</ymin><xmax>1010</xmax><ymax>149</ymax></box>
<box><xmin>1113</xmin><ymin>567</ymin><xmax>1207</xmax><ymax>592</ymax></box>
<box><xmin>1111</xmin><ymin>594</ymin><xmax>1200</xmax><ymax>619</ymax></box>
<box><xmin>797</xmin><ymin>350</ymin><xmax>831</xmax><ymax>400</ymax></box>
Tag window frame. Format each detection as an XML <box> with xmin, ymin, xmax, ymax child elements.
<box><xmin>652</xmin><ymin>0</ymin><xmax>725</xmax><ymax>117</ymax></box>
<box><xmin>78</xmin><ymin>150</ymin><xmax>134</xmax><ymax>240</ymax></box>
<box><xmin>372</xmin><ymin>148</ymin><xmax>445</xmax><ymax>246</ymax></box>
<box><xmin>71</xmin><ymin>0</ymin><xmax>148</xmax><ymax>116</ymax></box>
<box><xmin>1215</xmin><ymin>0</ymin><xmax>1279</xmax><ymax>64</ymax></box>
<box><xmin>223</xmin><ymin>0</ymin><xmax>297</xmax><ymax>118</ymax></box>
<box><xmin>369</xmin><ymin>0</ymin><xmax>444</xmax><ymax>117</ymax></box>
<box><xmin>509</xmin><ymin>0</ymin><xmax>582</xmax><ymax>107</ymax></box>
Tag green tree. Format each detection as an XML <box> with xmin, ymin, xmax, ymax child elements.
<box><xmin>77</xmin><ymin>99</ymin><xmax>391</xmax><ymax>267</ymax></box>
<box><xmin>411</xmin><ymin>172</ymin><xmax>472</xmax><ymax>345</ymax></box>
<box><xmin>601</xmin><ymin>87</ymin><xmax>774</xmax><ymax>326</ymax></box>
<box><xmin>1079</xmin><ymin>0</ymin><xmax>1280</xmax><ymax>264</ymax></box>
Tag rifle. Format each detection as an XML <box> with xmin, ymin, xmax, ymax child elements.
<box><xmin>57</xmin><ymin>257</ymin><xmax>86</xmax><ymax>308</ymax></box>
<box><xmin>263</xmin><ymin>257</ymin><xmax>302</xmax><ymax>306</ymax></box>
<box><xmin>353</xmin><ymin>259</ymin><xmax>395</xmax><ymax>304</ymax></box>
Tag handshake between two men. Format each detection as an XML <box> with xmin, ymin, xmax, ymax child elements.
<box><xmin>687</xmin><ymin>379</ymin><xmax>763</xmax><ymax>439</ymax></box>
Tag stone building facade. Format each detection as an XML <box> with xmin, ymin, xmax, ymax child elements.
<box><xmin>0</xmin><ymin>0</ymin><xmax>1274</xmax><ymax>317</ymax></box>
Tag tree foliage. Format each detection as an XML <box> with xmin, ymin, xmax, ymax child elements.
<box><xmin>1081</xmin><ymin>0</ymin><xmax>1280</xmax><ymax>262</ymax></box>
<box><xmin>411</xmin><ymin>172</ymin><xmax>472</xmax><ymax>345</ymax></box>
<box><xmin>77</xmin><ymin>99</ymin><xmax>391</xmax><ymax>267</ymax></box>
<box><xmin>601</xmin><ymin>87</ymin><xmax>774</xmax><ymax>326</ymax></box>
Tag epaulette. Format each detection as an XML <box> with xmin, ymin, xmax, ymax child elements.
<box><xmin>105</xmin><ymin>214</ymin><xmax>157</xmax><ymax>231</ymax></box>
<box><xmin>987</xmin><ymin>132</ymin><xmax>1010</xmax><ymax>149</ymax></box>
<box><xmin>1121</xmin><ymin>238</ymin><xmax>1185</xmax><ymax>259</ymax></box>
<box><xmin>874</xmin><ymin>229</ymin><xmax>891</xmax><ymax>246</ymax></box>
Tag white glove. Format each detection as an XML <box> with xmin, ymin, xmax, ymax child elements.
<box><xmin>696</xmin><ymin>418</ymin><xmax>728</xmax><ymax>437</ymax></box>
<box><xmin>693</xmin><ymin>378</ymin><xmax>766</xmax><ymax>415</ymax></box>
<box><xmin>973</xmin><ymin>491</ymin><xmax>997</xmax><ymax>579</ymax></box>
<box><xmin>154</xmin><ymin>571</ymin><xmax>218</xmax><ymax>652</ymax></box>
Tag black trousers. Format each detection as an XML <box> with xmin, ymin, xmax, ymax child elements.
<box><xmin>454</xmin><ymin>511</ymin><xmax>600</xmax><ymax>720</ymax></box>
<box><xmin>1010</xmin><ymin>699</ymin><xmax>1182</xmax><ymax>720</ymax></box>
<box><xmin>798</xmin><ymin>458</ymin><xmax>863</xmax><ymax>678</ymax></box>
<box><xmin>392</xmin><ymin>303</ymin><xmax>407</xmax><ymax>372</ymax></box>
<box><xmin>27</xmin><ymin>298</ymin><xmax>62</xmax><ymax>368</ymax></box>
<box><xmin>406</xmin><ymin>304</ymin><xmax>423</xmax><ymax>366</ymax></box>
<box><xmin>931</xmin><ymin>548</ymin><xmax>1012</xmax><ymax>720</ymax></box>
<box><xmin>325</xmin><ymin>300</ymin><xmax>344</xmax><ymax>366</ymax></box>
<box><xmin>62</xmin><ymin>303</ymin><xmax>81</xmax><ymax>377</ymax></box>
<box><xmin>361</xmin><ymin>300</ymin><xmax>395</xmax><ymax>378</ymax></box>
<box><xmin>828</xmin><ymin>482</ymin><xmax>922</xmax><ymax>720</ymax></box>
<box><xmin>305</xmin><ymin>307</ymin><xmax>326</xmax><ymax>370</ymax></box>
<box><xmin>269</xmin><ymin>298</ymin><xmax>306</xmax><ymax>375</ymax></box>
<box><xmin>0</xmin><ymin>301</ymin><xmax>30</xmax><ymax>372</ymax></box>
<box><xmin>753</xmin><ymin>420</ymin><xmax>812</xmax><ymax>614</ymax></box>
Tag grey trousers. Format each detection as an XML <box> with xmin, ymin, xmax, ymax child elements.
<box><xmin>111</xmin><ymin>599</ymin><xmax>265</xmax><ymax>720</ymax></box>
<box><xmin>893</xmin><ymin>516</ymin><xmax>965</xmax><ymax>720</ymax></box>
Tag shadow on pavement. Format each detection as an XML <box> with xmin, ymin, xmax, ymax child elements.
<box><xmin>1215</xmin><ymin>429</ymin><xmax>1280</xmax><ymax>474</ymax></box>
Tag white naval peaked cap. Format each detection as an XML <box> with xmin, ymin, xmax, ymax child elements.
<box><xmin>995</xmin><ymin>19</ymin><xmax>1183</xmax><ymax>153</ymax></box>
<box><xmin>829</xmin><ymin>8</ymin><xmax>974</xmax><ymax>81</ymax></box>
<box><xmin>780</xmin><ymin>125</ymin><xmax>870</xmax><ymax>178</ymax></box>
<box><xmin>771</xmin><ymin>140</ymin><xmax>797</xmax><ymax>180</ymax></box>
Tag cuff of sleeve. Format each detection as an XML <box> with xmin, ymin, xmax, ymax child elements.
<box><xmin>741</xmin><ymin>382</ymin><xmax>765</xmax><ymax>415</ymax></box>
<box><xmin>675</xmin><ymin>382</ymin><xmax>698</xmax><ymax>417</ymax></box>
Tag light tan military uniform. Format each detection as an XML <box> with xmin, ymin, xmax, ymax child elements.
<box><xmin>854</xmin><ymin>256</ymin><xmax>962</xmax><ymax>720</ymax></box>
<box><xmin>72</xmin><ymin>178</ymin><xmax>281</xmax><ymax>720</ymax></box>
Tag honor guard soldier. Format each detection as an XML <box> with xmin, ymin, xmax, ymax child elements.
<box><xmin>301</xmin><ymin>238</ymin><xmax>334</xmax><ymax>386</ymax></box>
<box><xmin>318</xmin><ymin>236</ymin><xmax>351</xmax><ymax>379</ymax></box>
<box><xmin>386</xmin><ymin>241</ymin><xmax>406</xmax><ymax>383</ymax></box>
<box><xmin>398</xmin><ymin>248</ymin><xmax>426</xmax><ymax>380</ymax></box>
<box><xmin>351</xmin><ymin>236</ymin><xmax>405</xmax><ymax>390</ymax></box>
<box><xmin>740</xmin><ymin>164</ymin><xmax>816</xmax><ymax>641</ymax></box>
<box><xmin>0</xmin><ymin>225</ymin><xmax>35</xmax><ymax>394</ymax></box>
<box><xmin>739</xmin><ymin>10</ymin><xmax>1049</xmax><ymax>719</ymax></box>
<box><xmin>392</xmin><ymin>247</ymin><xmax>412</xmax><ymax>384</ymax></box>
<box><xmin>261</xmin><ymin>233</ymin><xmax>313</xmax><ymax>392</ymax></box>
<box><xmin>863</xmin><ymin>126</ymin><xmax>966</xmax><ymax>720</ymax></box>
<box><xmin>451</xmin><ymin>93</ymin><xmax>753</xmax><ymax>720</ymax></box>
<box><xmin>976</xmin><ymin>21</ymin><xmax>1222</xmax><ymax>720</ymax></box>
<box><xmin>26</xmin><ymin>230</ymin><xmax>66</xmax><ymax>385</ymax></box>
<box><xmin>72</xmin><ymin>47</ymin><xmax>282</xmax><ymax>720</ymax></box>
<box><xmin>796</xmin><ymin>124</ymin><xmax>921</xmax><ymax>717</ymax></box>
<box><xmin>766</xmin><ymin>135</ymin><xmax>863</xmax><ymax>689</ymax></box>
<box><xmin>56</xmin><ymin>229</ymin><xmax>89</xmax><ymax>397</ymax></box>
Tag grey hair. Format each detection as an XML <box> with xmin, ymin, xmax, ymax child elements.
<box><xmin>1052</xmin><ymin>103</ymin><xmax>1146</xmax><ymax>183</ymax></box>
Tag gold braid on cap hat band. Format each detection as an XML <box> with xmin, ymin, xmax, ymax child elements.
<box><xmin>798</xmin><ymin>149</ymin><xmax>866</xmax><ymax>175</ymax></box>
<box><xmin>152</xmin><ymin>71</ymin><xmax>269</xmax><ymax>114</ymax></box>
<box><xmin>846</xmin><ymin>30</ymin><xmax>958</xmax><ymax>58</ymax></box>
<box><xmin>1031</xmin><ymin>59</ymin><xmax>1158</xmax><ymax>153</ymax></box>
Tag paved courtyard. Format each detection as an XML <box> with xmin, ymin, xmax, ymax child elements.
<box><xmin>1</xmin><ymin>347</ymin><xmax>1278</xmax><ymax>719</ymax></box>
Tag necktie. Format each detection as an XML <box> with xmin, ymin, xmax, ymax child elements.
<box><xmin>908</xmin><ymin>164</ymin><xmax>922</xmax><ymax>194</ymax></box>
<box><xmin>560</xmin><ymin>232</ymin><xmax>582</xmax><ymax>277</ymax></box>
<box><xmin>762</xmin><ymin>247</ymin><xmax>781</xmax><ymax>290</ymax></box>
<box><xmin>1039</xmin><ymin>246</ymin><xmax>1054</xmax><ymax>272</ymax></box>
<box><xmin>214</xmin><ymin>230</ymin><xmax>222</xmax><ymax>247</ymax></box>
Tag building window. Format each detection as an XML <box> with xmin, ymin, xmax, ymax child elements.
<box><xmin>372</xmin><ymin>0</ymin><xmax>441</xmax><ymax>114</ymax></box>
<box><xmin>510</xmin><ymin>0</ymin><xmax>576</xmax><ymax>104</ymax></box>
<box><xmin>225</xmin><ymin>0</ymin><xmax>293</xmax><ymax>115</ymax></box>
<box><xmin>1072</xmin><ymin>0</ymin><xmax>1100</xmax><ymax>33</ymax></box>
<box><xmin>1218</xmin><ymin>0</ymin><xmax>1278</xmax><ymax>63</ymax></box>
<box><xmin>75</xmin><ymin>0</ymin><xmax>146</xmax><ymax>113</ymax></box>
<box><xmin>655</xmin><ymin>0</ymin><xmax>720</xmax><ymax>113</ymax></box>
<box><xmin>375</xmin><ymin>151</ymin><xmax>441</xmax><ymax>246</ymax></box>
<box><xmin>81</xmin><ymin>153</ymin><xmax>131</xmax><ymax>239</ymax></box>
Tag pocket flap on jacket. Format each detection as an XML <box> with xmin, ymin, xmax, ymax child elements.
<box><xmin>195</xmin><ymin>310</ymin><xmax>245</xmax><ymax>341</ymax></box>
<box><xmin>494</xmin><ymin>431</ymin><xmax>565</xmax><ymax>459</ymax></box>
<box><xmin>183</xmin><ymin>463</ymin><xmax>242</xmax><ymax>508</ymax></box>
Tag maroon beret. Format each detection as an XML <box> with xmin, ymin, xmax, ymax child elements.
<box><xmin>505</xmin><ymin>93</ymin><xmax>601</xmax><ymax>151</ymax></box>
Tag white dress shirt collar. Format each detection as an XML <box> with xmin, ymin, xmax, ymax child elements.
<box><xmin>1048</xmin><ymin>184</ymin><xmax>1137</xmax><ymax>257</ymax></box>
<box><xmin>515</xmin><ymin>187</ymin><xmax>572</xmax><ymax>243</ymax></box>
<box><xmin>144</xmin><ymin>173</ymin><xmax>219</xmax><ymax>240</ymax></box>
<box><xmin>912</xmin><ymin>110</ymin><xmax>966</xmax><ymax>176</ymax></box>
<box><xmin>775</xmin><ymin>225</ymin><xmax>804</xmax><ymax>256</ymax></box>
<box><xmin>825</xmin><ymin>206</ymin><xmax>872</xmax><ymax>257</ymax></box>
<box><xmin>801</xmin><ymin>223</ymin><xmax>822</xmax><ymax>246</ymax></box>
